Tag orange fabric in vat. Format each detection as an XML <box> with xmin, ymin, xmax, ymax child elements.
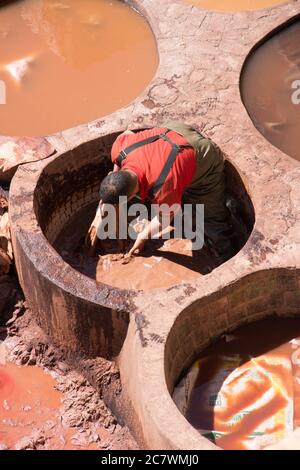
<box><xmin>174</xmin><ymin>318</ymin><xmax>300</xmax><ymax>450</ymax></box>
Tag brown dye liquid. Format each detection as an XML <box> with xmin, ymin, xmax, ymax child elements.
<box><xmin>0</xmin><ymin>0</ymin><xmax>158</xmax><ymax>137</ymax></box>
<box><xmin>0</xmin><ymin>342</ymin><xmax>99</xmax><ymax>450</ymax></box>
<box><xmin>0</xmin><ymin>357</ymin><xmax>60</xmax><ymax>449</ymax></box>
<box><xmin>184</xmin><ymin>0</ymin><xmax>287</xmax><ymax>11</ymax></box>
<box><xmin>0</xmin><ymin>365</ymin><xmax>59</xmax><ymax>448</ymax></box>
<box><xmin>184</xmin><ymin>318</ymin><xmax>300</xmax><ymax>450</ymax></box>
<box><xmin>241</xmin><ymin>21</ymin><xmax>300</xmax><ymax>163</ymax></box>
<box><xmin>54</xmin><ymin>203</ymin><xmax>214</xmax><ymax>291</ymax></box>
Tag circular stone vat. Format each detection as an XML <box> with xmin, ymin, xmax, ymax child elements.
<box><xmin>173</xmin><ymin>317</ymin><xmax>300</xmax><ymax>450</ymax></box>
<box><xmin>183</xmin><ymin>0</ymin><xmax>288</xmax><ymax>12</ymax></box>
<box><xmin>241</xmin><ymin>17</ymin><xmax>300</xmax><ymax>163</ymax></box>
<box><xmin>33</xmin><ymin>134</ymin><xmax>254</xmax><ymax>291</ymax></box>
<box><xmin>9</xmin><ymin>131</ymin><xmax>254</xmax><ymax>359</ymax></box>
<box><xmin>161</xmin><ymin>269</ymin><xmax>300</xmax><ymax>450</ymax></box>
<box><xmin>0</xmin><ymin>0</ymin><xmax>158</xmax><ymax>137</ymax></box>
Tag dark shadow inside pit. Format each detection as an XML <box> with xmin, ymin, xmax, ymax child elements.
<box><xmin>165</xmin><ymin>268</ymin><xmax>300</xmax><ymax>450</ymax></box>
<box><xmin>241</xmin><ymin>15</ymin><xmax>300</xmax><ymax>163</ymax></box>
<box><xmin>34</xmin><ymin>132</ymin><xmax>254</xmax><ymax>291</ymax></box>
<box><xmin>224</xmin><ymin>160</ymin><xmax>254</xmax><ymax>250</ymax></box>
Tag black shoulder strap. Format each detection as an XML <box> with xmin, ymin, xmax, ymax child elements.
<box><xmin>116</xmin><ymin>134</ymin><xmax>162</xmax><ymax>167</ymax></box>
<box><xmin>147</xmin><ymin>133</ymin><xmax>191</xmax><ymax>200</ymax></box>
<box><xmin>116</xmin><ymin>129</ymin><xmax>193</xmax><ymax>200</ymax></box>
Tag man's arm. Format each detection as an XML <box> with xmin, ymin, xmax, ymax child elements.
<box><xmin>86</xmin><ymin>130</ymin><xmax>134</xmax><ymax>249</ymax></box>
<box><xmin>129</xmin><ymin>214</ymin><xmax>162</xmax><ymax>256</ymax></box>
<box><xmin>128</xmin><ymin>210</ymin><xmax>175</xmax><ymax>256</ymax></box>
<box><xmin>85</xmin><ymin>202</ymin><xmax>103</xmax><ymax>253</ymax></box>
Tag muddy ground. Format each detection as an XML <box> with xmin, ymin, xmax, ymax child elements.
<box><xmin>0</xmin><ymin>188</ymin><xmax>138</xmax><ymax>451</ymax></box>
<box><xmin>0</xmin><ymin>291</ymin><xmax>138</xmax><ymax>451</ymax></box>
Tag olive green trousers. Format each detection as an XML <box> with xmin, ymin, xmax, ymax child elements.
<box><xmin>164</xmin><ymin>121</ymin><xmax>234</xmax><ymax>259</ymax></box>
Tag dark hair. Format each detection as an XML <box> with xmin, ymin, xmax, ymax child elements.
<box><xmin>99</xmin><ymin>171</ymin><xmax>134</xmax><ymax>204</ymax></box>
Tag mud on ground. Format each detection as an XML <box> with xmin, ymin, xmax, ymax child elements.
<box><xmin>0</xmin><ymin>256</ymin><xmax>138</xmax><ymax>451</ymax></box>
<box><xmin>0</xmin><ymin>299</ymin><xmax>138</xmax><ymax>450</ymax></box>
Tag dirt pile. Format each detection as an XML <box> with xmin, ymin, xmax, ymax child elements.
<box><xmin>0</xmin><ymin>196</ymin><xmax>138</xmax><ymax>449</ymax></box>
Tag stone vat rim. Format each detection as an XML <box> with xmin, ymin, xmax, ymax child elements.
<box><xmin>239</xmin><ymin>11</ymin><xmax>300</xmax><ymax>107</ymax></box>
<box><xmin>9</xmin><ymin>134</ymin><xmax>258</xmax><ymax>302</ymax></box>
<box><xmin>125</xmin><ymin>266</ymin><xmax>300</xmax><ymax>450</ymax></box>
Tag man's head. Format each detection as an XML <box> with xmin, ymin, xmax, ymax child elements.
<box><xmin>99</xmin><ymin>170</ymin><xmax>136</xmax><ymax>205</ymax></box>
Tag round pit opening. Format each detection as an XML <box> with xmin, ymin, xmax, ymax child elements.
<box><xmin>174</xmin><ymin>317</ymin><xmax>300</xmax><ymax>450</ymax></box>
<box><xmin>241</xmin><ymin>16</ymin><xmax>300</xmax><ymax>163</ymax></box>
<box><xmin>0</xmin><ymin>0</ymin><xmax>158</xmax><ymax>137</ymax></box>
<box><xmin>35</xmin><ymin>132</ymin><xmax>255</xmax><ymax>292</ymax></box>
<box><xmin>10</xmin><ymin>130</ymin><xmax>254</xmax><ymax>359</ymax></box>
<box><xmin>165</xmin><ymin>269</ymin><xmax>300</xmax><ymax>450</ymax></box>
<box><xmin>183</xmin><ymin>0</ymin><xmax>289</xmax><ymax>12</ymax></box>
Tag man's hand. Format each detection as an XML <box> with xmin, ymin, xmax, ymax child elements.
<box><xmin>128</xmin><ymin>233</ymin><xmax>147</xmax><ymax>256</ymax></box>
<box><xmin>128</xmin><ymin>215</ymin><xmax>162</xmax><ymax>256</ymax></box>
<box><xmin>85</xmin><ymin>224</ymin><xmax>98</xmax><ymax>253</ymax></box>
<box><xmin>85</xmin><ymin>203</ymin><xmax>103</xmax><ymax>254</ymax></box>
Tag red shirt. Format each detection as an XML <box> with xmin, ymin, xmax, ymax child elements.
<box><xmin>111</xmin><ymin>128</ymin><xmax>196</xmax><ymax>210</ymax></box>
